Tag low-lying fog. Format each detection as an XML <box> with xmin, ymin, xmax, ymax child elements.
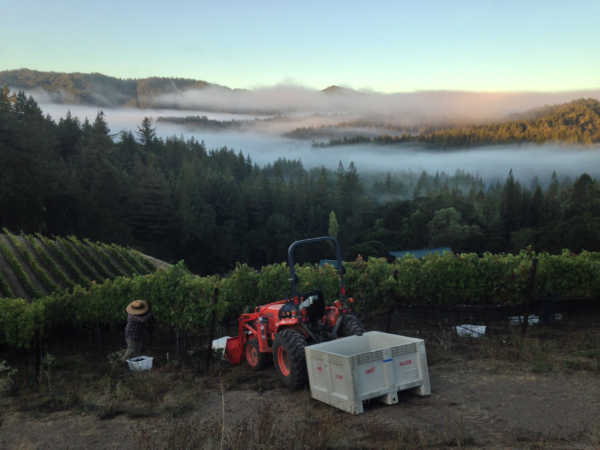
<box><xmin>155</xmin><ymin>85</ymin><xmax>600</xmax><ymax>122</ymax></box>
<box><xmin>41</xmin><ymin>103</ymin><xmax>600</xmax><ymax>183</ymax></box>
<box><xmin>40</xmin><ymin>103</ymin><xmax>271</xmax><ymax>125</ymax></box>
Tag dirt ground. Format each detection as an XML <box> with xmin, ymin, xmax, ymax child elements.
<box><xmin>1</xmin><ymin>319</ymin><xmax>599</xmax><ymax>449</ymax></box>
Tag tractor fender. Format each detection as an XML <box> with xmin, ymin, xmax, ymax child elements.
<box><xmin>274</xmin><ymin>318</ymin><xmax>300</xmax><ymax>333</ymax></box>
<box><xmin>274</xmin><ymin>319</ymin><xmax>317</xmax><ymax>341</ymax></box>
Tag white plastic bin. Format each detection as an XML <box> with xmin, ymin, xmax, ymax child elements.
<box><xmin>305</xmin><ymin>331</ymin><xmax>430</xmax><ymax>414</ymax></box>
<box><xmin>212</xmin><ymin>336</ymin><xmax>231</xmax><ymax>359</ymax></box>
<box><xmin>127</xmin><ymin>356</ymin><xmax>153</xmax><ymax>371</ymax></box>
<box><xmin>456</xmin><ymin>324</ymin><xmax>486</xmax><ymax>337</ymax></box>
<box><xmin>509</xmin><ymin>315</ymin><xmax>540</xmax><ymax>326</ymax></box>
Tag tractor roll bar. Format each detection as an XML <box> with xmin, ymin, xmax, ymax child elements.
<box><xmin>287</xmin><ymin>236</ymin><xmax>345</xmax><ymax>298</ymax></box>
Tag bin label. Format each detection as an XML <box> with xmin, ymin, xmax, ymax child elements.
<box><xmin>365</xmin><ymin>366</ymin><xmax>375</xmax><ymax>374</ymax></box>
<box><xmin>399</xmin><ymin>359</ymin><xmax>412</xmax><ymax>367</ymax></box>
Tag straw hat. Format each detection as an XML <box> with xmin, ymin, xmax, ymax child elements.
<box><xmin>126</xmin><ymin>299</ymin><xmax>149</xmax><ymax>315</ymax></box>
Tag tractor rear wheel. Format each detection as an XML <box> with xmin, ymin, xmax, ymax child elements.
<box><xmin>245</xmin><ymin>337</ymin><xmax>269</xmax><ymax>370</ymax></box>
<box><xmin>341</xmin><ymin>314</ymin><xmax>364</xmax><ymax>336</ymax></box>
<box><xmin>273</xmin><ymin>329</ymin><xmax>308</xmax><ymax>389</ymax></box>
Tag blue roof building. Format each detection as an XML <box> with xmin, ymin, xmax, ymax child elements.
<box><xmin>389</xmin><ymin>247</ymin><xmax>452</xmax><ymax>259</ymax></box>
<box><xmin>319</xmin><ymin>259</ymin><xmax>341</xmax><ymax>269</ymax></box>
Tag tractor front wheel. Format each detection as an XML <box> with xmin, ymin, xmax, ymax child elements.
<box><xmin>273</xmin><ymin>329</ymin><xmax>307</xmax><ymax>389</ymax></box>
<box><xmin>245</xmin><ymin>337</ymin><xmax>269</xmax><ymax>370</ymax></box>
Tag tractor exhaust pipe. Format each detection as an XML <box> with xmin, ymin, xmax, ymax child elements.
<box><xmin>330</xmin><ymin>316</ymin><xmax>343</xmax><ymax>339</ymax></box>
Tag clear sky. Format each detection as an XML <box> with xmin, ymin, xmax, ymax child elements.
<box><xmin>1</xmin><ymin>0</ymin><xmax>599</xmax><ymax>92</ymax></box>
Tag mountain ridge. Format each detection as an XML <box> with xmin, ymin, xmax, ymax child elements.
<box><xmin>0</xmin><ymin>68</ymin><xmax>230</xmax><ymax>108</ymax></box>
<box><xmin>3</xmin><ymin>68</ymin><xmax>600</xmax><ymax>119</ymax></box>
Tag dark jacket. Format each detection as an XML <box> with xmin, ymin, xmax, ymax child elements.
<box><xmin>125</xmin><ymin>312</ymin><xmax>153</xmax><ymax>343</ymax></box>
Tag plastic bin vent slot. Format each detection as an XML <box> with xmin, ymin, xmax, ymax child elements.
<box><xmin>356</xmin><ymin>350</ymin><xmax>383</xmax><ymax>366</ymax></box>
<box><xmin>392</xmin><ymin>343</ymin><xmax>417</xmax><ymax>357</ymax></box>
<box><xmin>327</xmin><ymin>354</ymin><xmax>344</xmax><ymax>365</ymax></box>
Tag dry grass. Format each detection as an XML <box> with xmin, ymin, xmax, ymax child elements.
<box><xmin>421</xmin><ymin>317</ymin><xmax>600</xmax><ymax>376</ymax></box>
<box><xmin>132</xmin><ymin>397</ymin><xmax>474</xmax><ymax>450</ymax></box>
<box><xmin>2</xmin><ymin>316</ymin><xmax>599</xmax><ymax>449</ymax></box>
<box><xmin>588</xmin><ymin>423</ymin><xmax>600</xmax><ymax>448</ymax></box>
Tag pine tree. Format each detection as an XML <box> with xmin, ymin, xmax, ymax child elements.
<box><xmin>136</xmin><ymin>117</ymin><xmax>157</xmax><ymax>148</ymax></box>
<box><xmin>328</xmin><ymin>211</ymin><xmax>339</xmax><ymax>238</ymax></box>
<box><xmin>500</xmin><ymin>169</ymin><xmax>522</xmax><ymax>240</ymax></box>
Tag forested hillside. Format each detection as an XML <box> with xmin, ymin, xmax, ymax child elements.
<box><xmin>0</xmin><ymin>68</ymin><xmax>217</xmax><ymax>108</ymax></box>
<box><xmin>312</xmin><ymin>99</ymin><xmax>600</xmax><ymax>147</ymax></box>
<box><xmin>2</xmin><ymin>88</ymin><xmax>600</xmax><ymax>274</ymax></box>
<box><xmin>420</xmin><ymin>98</ymin><xmax>600</xmax><ymax>146</ymax></box>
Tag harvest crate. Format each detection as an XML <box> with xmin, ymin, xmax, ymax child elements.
<box><xmin>305</xmin><ymin>331</ymin><xmax>430</xmax><ymax>414</ymax></box>
<box><xmin>127</xmin><ymin>356</ymin><xmax>153</xmax><ymax>371</ymax></box>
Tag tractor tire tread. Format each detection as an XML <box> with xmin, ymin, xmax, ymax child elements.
<box><xmin>342</xmin><ymin>314</ymin><xmax>365</xmax><ymax>336</ymax></box>
<box><xmin>273</xmin><ymin>329</ymin><xmax>308</xmax><ymax>390</ymax></box>
<box><xmin>246</xmin><ymin>337</ymin><xmax>270</xmax><ymax>370</ymax></box>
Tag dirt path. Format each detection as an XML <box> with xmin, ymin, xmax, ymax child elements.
<box><xmin>1</xmin><ymin>411</ymin><xmax>138</xmax><ymax>449</ymax></box>
<box><xmin>1</xmin><ymin>358</ymin><xmax>599</xmax><ymax>449</ymax></box>
<box><xmin>137</xmin><ymin>251</ymin><xmax>172</xmax><ymax>271</ymax></box>
<box><xmin>376</xmin><ymin>361</ymin><xmax>600</xmax><ymax>446</ymax></box>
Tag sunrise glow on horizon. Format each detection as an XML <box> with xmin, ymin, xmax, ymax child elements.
<box><xmin>1</xmin><ymin>0</ymin><xmax>599</xmax><ymax>93</ymax></box>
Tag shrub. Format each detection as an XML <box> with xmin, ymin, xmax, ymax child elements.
<box><xmin>257</xmin><ymin>263</ymin><xmax>290</xmax><ymax>303</ymax></box>
<box><xmin>1</xmin><ymin>249</ymin><xmax>599</xmax><ymax>353</ymax></box>
<box><xmin>218</xmin><ymin>263</ymin><xmax>260</xmax><ymax>319</ymax></box>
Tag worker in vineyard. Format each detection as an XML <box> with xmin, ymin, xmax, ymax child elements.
<box><xmin>122</xmin><ymin>299</ymin><xmax>154</xmax><ymax>361</ymax></box>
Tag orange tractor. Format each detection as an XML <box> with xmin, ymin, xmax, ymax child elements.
<box><xmin>225</xmin><ymin>236</ymin><xmax>364</xmax><ymax>389</ymax></box>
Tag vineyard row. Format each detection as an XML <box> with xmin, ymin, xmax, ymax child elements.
<box><xmin>0</xmin><ymin>230</ymin><xmax>156</xmax><ymax>300</ymax></box>
<box><xmin>1</xmin><ymin>250</ymin><xmax>599</xmax><ymax>350</ymax></box>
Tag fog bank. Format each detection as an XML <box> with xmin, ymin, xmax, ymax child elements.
<box><xmin>155</xmin><ymin>85</ymin><xmax>600</xmax><ymax>124</ymax></box>
<box><xmin>39</xmin><ymin>102</ymin><xmax>600</xmax><ymax>183</ymax></box>
<box><xmin>26</xmin><ymin>81</ymin><xmax>600</xmax><ymax>126</ymax></box>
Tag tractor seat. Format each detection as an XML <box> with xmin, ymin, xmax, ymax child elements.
<box><xmin>299</xmin><ymin>290</ymin><xmax>325</xmax><ymax>322</ymax></box>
